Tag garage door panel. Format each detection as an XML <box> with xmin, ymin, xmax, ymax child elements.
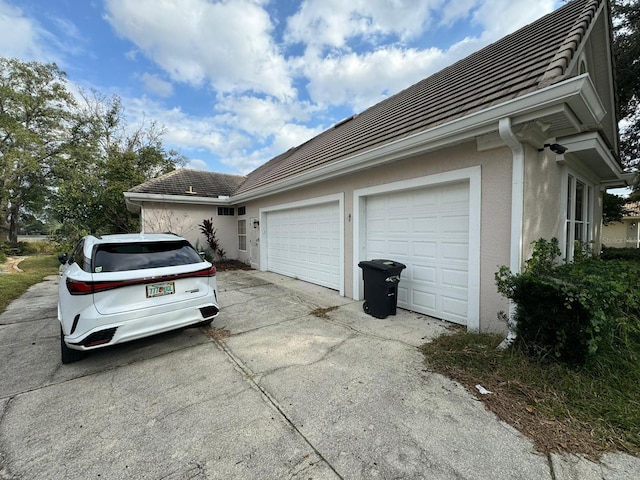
<box><xmin>386</xmin><ymin>240</ymin><xmax>408</xmax><ymax>256</ymax></box>
<box><xmin>442</xmin><ymin>242</ymin><xmax>468</xmax><ymax>261</ymax></box>
<box><xmin>441</xmin><ymin>183</ymin><xmax>469</xmax><ymax>201</ymax></box>
<box><xmin>412</xmin><ymin>241</ymin><xmax>437</xmax><ymax>258</ymax></box>
<box><xmin>442</xmin><ymin>296</ymin><xmax>468</xmax><ymax>319</ymax></box>
<box><xmin>442</xmin><ymin>268</ymin><xmax>468</xmax><ymax>288</ymax></box>
<box><xmin>413</xmin><ymin>264</ymin><xmax>436</xmax><ymax>284</ymax></box>
<box><xmin>411</xmin><ymin>289</ymin><xmax>437</xmax><ymax>312</ymax></box>
<box><xmin>441</xmin><ymin>215</ymin><xmax>469</xmax><ymax>233</ymax></box>
<box><xmin>389</xmin><ymin>218</ymin><xmax>410</xmax><ymax>231</ymax></box>
<box><xmin>365</xmin><ymin>181</ymin><xmax>469</xmax><ymax>324</ymax></box>
<box><xmin>412</xmin><ymin>216</ymin><xmax>438</xmax><ymax>233</ymax></box>
<box><xmin>267</xmin><ymin>202</ymin><xmax>340</xmax><ymax>291</ymax></box>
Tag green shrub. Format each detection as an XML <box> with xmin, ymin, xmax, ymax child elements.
<box><xmin>600</xmin><ymin>246</ymin><xmax>640</xmax><ymax>261</ymax></box>
<box><xmin>0</xmin><ymin>240</ymin><xmax>59</xmax><ymax>256</ymax></box>
<box><xmin>496</xmin><ymin>239</ymin><xmax>640</xmax><ymax>366</ymax></box>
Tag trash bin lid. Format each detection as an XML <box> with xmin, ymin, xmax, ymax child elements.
<box><xmin>358</xmin><ymin>259</ymin><xmax>406</xmax><ymax>271</ymax></box>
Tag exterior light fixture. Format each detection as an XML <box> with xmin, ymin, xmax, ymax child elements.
<box><xmin>538</xmin><ymin>143</ymin><xmax>568</xmax><ymax>154</ymax></box>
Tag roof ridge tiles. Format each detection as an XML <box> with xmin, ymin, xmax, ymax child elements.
<box><xmin>541</xmin><ymin>0</ymin><xmax>600</xmax><ymax>84</ymax></box>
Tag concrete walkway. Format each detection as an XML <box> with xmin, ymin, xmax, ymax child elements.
<box><xmin>0</xmin><ymin>270</ymin><xmax>638</xmax><ymax>479</ymax></box>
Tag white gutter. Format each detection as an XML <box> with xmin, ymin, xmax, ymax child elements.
<box><xmin>232</xmin><ymin>74</ymin><xmax>604</xmax><ymax>203</ymax></box>
<box><xmin>124</xmin><ymin>191</ymin><xmax>234</xmax><ymax>207</ymax></box>
<box><xmin>498</xmin><ymin>117</ymin><xmax>524</xmax><ymax>348</ymax></box>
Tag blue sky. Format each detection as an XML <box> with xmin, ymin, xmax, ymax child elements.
<box><xmin>0</xmin><ymin>0</ymin><xmax>563</xmax><ymax>175</ymax></box>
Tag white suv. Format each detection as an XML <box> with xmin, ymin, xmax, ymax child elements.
<box><xmin>58</xmin><ymin>233</ymin><xmax>219</xmax><ymax>363</ymax></box>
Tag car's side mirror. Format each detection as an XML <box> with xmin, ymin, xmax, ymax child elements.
<box><xmin>58</xmin><ymin>253</ymin><xmax>69</xmax><ymax>265</ymax></box>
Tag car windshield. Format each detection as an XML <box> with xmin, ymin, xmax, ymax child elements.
<box><xmin>93</xmin><ymin>240</ymin><xmax>203</xmax><ymax>273</ymax></box>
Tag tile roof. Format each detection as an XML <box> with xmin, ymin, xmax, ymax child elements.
<box><xmin>235</xmin><ymin>0</ymin><xmax>601</xmax><ymax>196</ymax></box>
<box><xmin>128</xmin><ymin>169</ymin><xmax>246</xmax><ymax>198</ymax></box>
<box><xmin>624</xmin><ymin>201</ymin><xmax>640</xmax><ymax>217</ymax></box>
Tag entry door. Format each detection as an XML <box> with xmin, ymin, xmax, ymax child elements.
<box><xmin>249</xmin><ymin>217</ymin><xmax>259</xmax><ymax>269</ymax></box>
<box><xmin>365</xmin><ymin>181</ymin><xmax>470</xmax><ymax>324</ymax></box>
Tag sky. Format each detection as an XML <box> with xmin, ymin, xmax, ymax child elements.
<box><xmin>0</xmin><ymin>0</ymin><xmax>565</xmax><ymax>175</ymax></box>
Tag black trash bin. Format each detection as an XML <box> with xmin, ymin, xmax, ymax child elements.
<box><xmin>358</xmin><ymin>259</ymin><xmax>406</xmax><ymax>319</ymax></box>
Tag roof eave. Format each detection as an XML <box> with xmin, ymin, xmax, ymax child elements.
<box><xmin>232</xmin><ymin>74</ymin><xmax>608</xmax><ymax>203</ymax></box>
<box><xmin>124</xmin><ymin>191</ymin><xmax>233</xmax><ymax>213</ymax></box>
<box><xmin>559</xmin><ymin>131</ymin><xmax>625</xmax><ymax>183</ymax></box>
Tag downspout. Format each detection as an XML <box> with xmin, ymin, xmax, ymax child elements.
<box><xmin>498</xmin><ymin>117</ymin><xmax>524</xmax><ymax>348</ymax></box>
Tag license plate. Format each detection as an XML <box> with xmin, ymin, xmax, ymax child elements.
<box><xmin>146</xmin><ymin>281</ymin><xmax>175</xmax><ymax>298</ymax></box>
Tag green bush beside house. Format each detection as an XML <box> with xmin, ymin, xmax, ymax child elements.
<box><xmin>496</xmin><ymin>239</ymin><xmax>640</xmax><ymax>366</ymax></box>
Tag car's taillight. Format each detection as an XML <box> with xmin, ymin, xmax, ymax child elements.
<box><xmin>194</xmin><ymin>265</ymin><xmax>216</xmax><ymax>277</ymax></box>
<box><xmin>66</xmin><ymin>265</ymin><xmax>216</xmax><ymax>295</ymax></box>
<box><xmin>66</xmin><ymin>278</ymin><xmax>94</xmax><ymax>295</ymax></box>
<box><xmin>66</xmin><ymin>278</ymin><xmax>133</xmax><ymax>295</ymax></box>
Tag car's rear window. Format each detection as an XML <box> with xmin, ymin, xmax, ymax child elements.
<box><xmin>93</xmin><ymin>241</ymin><xmax>203</xmax><ymax>273</ymax></box>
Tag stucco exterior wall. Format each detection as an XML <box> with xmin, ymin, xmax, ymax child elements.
<box><xmin>523</xmin><ymin>148</ymin><xmax>606</xmax><ymax>259</ymax></box>
<box><xmin>238</xmin><ymin>140</ymin><xmax>512</xmax><ymax>333</ymax></box>
<box><xmin>141</xmin><ymin>202</ymin><xmax>238</xmax><ymax>258</ymax></box>
<box><xmin>602</xmin><ymin>221</ymin><xmax>628</xmax><ymax>247</ymax></box>
<box><xmin>522</xmin><ymin>147</ymin><xmax>564</xmax><ymax>260</ymax></box>
<box><xmin>602</xmin><ymin>219</ymin><xmax>640</xmax><ymax>248</ymax></box>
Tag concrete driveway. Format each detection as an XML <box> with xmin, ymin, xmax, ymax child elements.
<box><xmin>1</xmin><ymin>270</ymin><xmax>638</xmax><ymax>479</ymax></box>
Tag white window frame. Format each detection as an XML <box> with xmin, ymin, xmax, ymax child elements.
<box><xmin>238</xmin><ymin>219</ymin><xmax>247</xmax><ymax>251</ymax></box>
<box><xmin>562</xmin><ymin>169</ymin><xmax>594</xmax><ymax>261</ymax></box>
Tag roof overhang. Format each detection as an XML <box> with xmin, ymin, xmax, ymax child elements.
<box><xmin>232</xmin><ymin>74</ymin><xmax>616</xmax><ymax>203</ymax></box>
<box><xmin>124</xmin><ymin>191</ymin><xmax>233</xmax><ymax>213</ymax></box>
<box><xmin>558</xmin><ymin>131</ymin><xmax>626</xmax><ymax>184</ymax></box>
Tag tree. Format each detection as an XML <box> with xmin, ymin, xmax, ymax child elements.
<box><xmin>603</xmin><ymin>191</ymin><xmax>631</xmax><ymax>225</ymax></box>
<box><xmin>0</xmin><ymin>59</ymin><xmax>77</xmax><ymax>243</ymax></box>
<box><xmin>51</xmin><ymin>91</ymin><xmax>186</xmax><ymax>242</ymax></box>
<box><xmin>612</xmin><ymin>1</ymin><xmax>640</xmax><ymax>172</ymax></box>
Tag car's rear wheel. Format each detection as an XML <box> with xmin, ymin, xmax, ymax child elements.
<box><xmin>60</xmin><ymin>326</ymin><xmax>86</xmax><ymax>364</ymax></box>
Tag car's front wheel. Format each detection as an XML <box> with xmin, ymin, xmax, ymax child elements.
<box><xmin>60</xmin><ymin>326</ymin><xmax>86</xmax><ymax>364</ymax></box>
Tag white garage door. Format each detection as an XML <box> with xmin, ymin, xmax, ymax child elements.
<box><xmin>365</xmin><ymin>181</ymin><xmax>470</xmax><ymax>324</ymax></box>
<box><xmin>266</xmin><ymin>202</ymin><xmax>341</xmax><ymax>290</ymax></box>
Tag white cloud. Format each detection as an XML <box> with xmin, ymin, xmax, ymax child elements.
<box><xmin>104</xmin><ymin>0</ymin><xmax>295</xmax><ymax>100</ymax></box>
<box><xmin>1</xmin><ymin>0</ymin><xmax>564</xmax><ymax>177</ymax></box>
<box><xmin>470</xmin><ymin>0</ymin><xmax>558</xmax><ymax>41</ymax></box>
<box><xmin>185</xmin><ymin>159</ymin><xmax>209</xmax><ymax>171</ymax></box>
<box><xmin>438</xmin><ymin>0</ymin><xmax>478</xmax><ymax>27</ymax></box>
<box><xmin>215</xmin><ymin>94</ymin><xmax>319</xmax><ymax>139</ymax></box>
<box><xmin>292</xmin><ymin>0</ymin><xmax>560</xmax><ymax>112</ymax></box>
<box><xmin>300</xmin><ymin>46</ymin><xmax>446</xmax><ymax>111</ymax></box>
<box><xmin>285</xmin><ymin>0</ymin><xmax>442</xmax><ymax>50</ymax></box>
<box><xmin>121</xmin><ymin>93</ymin><xmax>321</xmax><ymax>175</ymax></box>
<box><xmin>139</xmin><ymin>73</ymin><xmax>174</xmax><ymax>98</ymax></box>
<box><xmin>0</xmin><ymin>1</ymin><xmax>53</xmax><ymax>60</ymax></box>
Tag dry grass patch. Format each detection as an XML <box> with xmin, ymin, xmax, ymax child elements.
<box><xmin>421</xmin><ymin>330</ymin><xmax>640</xmax><ymax>460</ymax></box>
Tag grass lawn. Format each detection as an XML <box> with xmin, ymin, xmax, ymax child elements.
<box><xmin>421</xmin><ymin>330</ymin><xmax>640</xmax><ymax>459</ymax></box>
<box><xmin>0</xmin><ymin>255</ymin><xmax>59</xmax><ymax>314</ymax></box>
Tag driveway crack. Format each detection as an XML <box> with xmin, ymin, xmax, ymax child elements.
<box><xmin>0</xmin><ymin>397</ymin><xmax>15</xmax><ymax>480</ymax></box>
<box><xmin>210</xmin><ymin>336</ymin><xmax>345</xmax><ymax>480</ymax></box>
